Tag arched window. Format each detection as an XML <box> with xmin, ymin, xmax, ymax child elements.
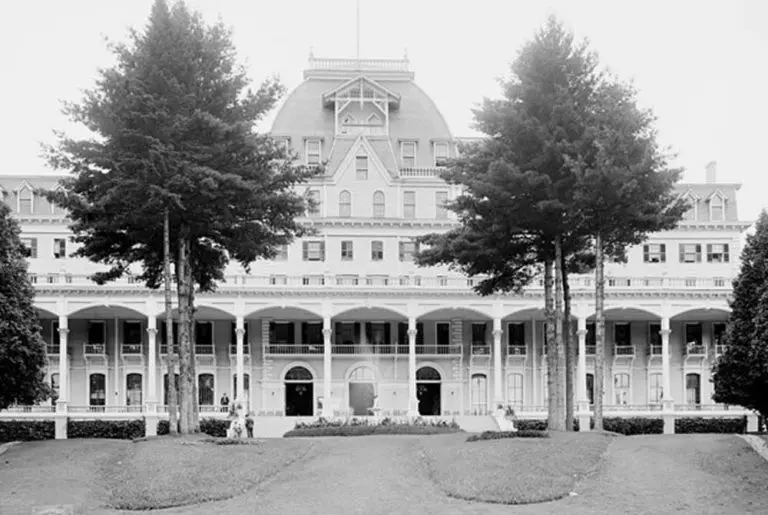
<box><xmin>198</xmin><ymin>373</ymin><xmax>215</xmax><ymax>406</ymax></box>
<box><xmin>349</xmin><ymin>366</ymin><xmax>375</xmax><ymax>382</ymax></box>
<box><xmin>339</xmin><ymin>190</ymin><xmax>351</xmax><ymax>217</ymax></box>
<box><xmin>471</xmin><ymin>374</ymin><xmax>488</xmax><ymax>415</ymax></box>
<box><xmin>126</xmin><ymin>373</ymin><xmax>142</xmax><ymax>407</ymax></box>
<box><xmin>416</xmin><ymin>366</ymin><xmax>441</xmax><ymax>381</ymax></box>
<box><xmin>89</xmin><ymin>373</ymin><xmax>106</xmax><ymax>407</ymax></box>
<box><xmin>285</xmin><ymin>366</ymin><xmax>313</xmax><ymax>381</ymax></box>
<box><xmin>710</xmin><ymin>193</ymin><xmax>725</xmax><ymax>221</ymax></box>
<box><xmin>373</xmin><ymin>191</ymin><xmax>385</xmax><ymax>218</ymax></box>
<box><xmin>50</xmin><ymin>373</ymin><xmax>60</xmax><ymax>404</ymax></box>
<box><xmin>507</xmin><ymin>373</ymin><xmax>523</xmax><ymax>407</ymax></box>
<box><xmin>17</xmin><ymin>186</ymin><xmax>33</xmax><ymax>214</ymax></box>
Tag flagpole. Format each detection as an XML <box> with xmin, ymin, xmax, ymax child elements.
<box><xmin>356</xmin><ymin>0</ymin><xmax>360</xmax><ymax>61</ymax></box>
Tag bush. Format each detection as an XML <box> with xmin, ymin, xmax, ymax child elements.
<box><xmin>466</xmin><ymin>430</ymin><xmax>549</xmax><ymax>442</ymax></box>
<box><xmin>675</xmin><ymin>417</ymin><xmax>746</xmax><ymax>434</ymax></box>
<box><xmin>67</xmin><ymin>419</ymin><xmax>145</xmax><ymax>440</ymax></box>
<box><xmin>293</xmin><ymin>416</ymin><xmax>461</xmax><ymax>431</ymax></box>
<box><xmin>285</xmin><ymin>423</ymin><xmax>462</xmax><ymax>437</ymax></box>
<box><xmin>602</xmin><ymin>417</ymin><xmax>663</xmax><ymax>435</ymax></box>
<box><xmin>0</xmin><ymin>420</ymin><xmax>55</xmax><ymax>442</ymax></box>
<box><xmin>156</xmin><ymin>418</ymin><xmax>230</xmax><ymax>437</ymax></box>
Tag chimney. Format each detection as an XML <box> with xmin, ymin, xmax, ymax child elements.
<box><xmin>705</xmin><ymin>161</ymin><xmax>717</xmax><ymax>184</ymax></box>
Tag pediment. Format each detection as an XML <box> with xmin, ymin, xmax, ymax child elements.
<box><xmin>322</xmin><ymin>75</ymin><xmax>401</xmax><ymax>108</ymax></box>
<box><xmin>14</xmin><ymin>180</ymin><xmax>35</xmax><ymax>194</ymax></box>
<box><xmin>680</xmin><ymin>189</ymin><xmax>699</xmax><ymax>201</ymax></box>
<box><xmin>330</xmin><ymin>136</ymin><xmax>395</xmax><ymax>186</ymax></box>
<box><xmin>705</xmin><ymin>189</ymin><xmax>727</xmax><ymax>201</ymax></box>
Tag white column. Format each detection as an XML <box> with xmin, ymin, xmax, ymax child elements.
<box><xmin>146</xmin><ymin>321</ymin><xmax>157</xmax><ymax>404</ymax></box>
<box><xmin>322</xmin><ymin>316</ymin><xmax>333</xmax><ymax>417</ymax></box>
<box><xmin>57</xmin><ymin>316</ymin><xmax>69</xmax><ymax>405</ymax></box>
<box><xmin>577</xmin><ymin>317</ymin><xmax>588</xmax><ymax>405</ymax></box>
<box><xmin>408</xmin><ymin>316</ymin><xmax>418</xmax><ymax>416</ymax></box>
<box><xmin>235</xmin><ymin>316</ymin><xmax>245</xmax><ymax>403</ymax></box>
<box><xmin>113</xmin><ymin>316</ymin><xmax>119</xmax><ymax>407</ymax></box>
<box><xmin>661</xmin><ymin>317</ymin><xmax>673</xmax><ymax>409</ymax></box>
<box><xmin>492</xmin><ymin>317</ymin><xmax>503</xmax><ymax>409</ymax></box>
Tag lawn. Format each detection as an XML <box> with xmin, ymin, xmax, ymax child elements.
<box><xmin>419</xmin><ymin>431</ymin><xmax>615</xmax><ymax>505</ymax></box>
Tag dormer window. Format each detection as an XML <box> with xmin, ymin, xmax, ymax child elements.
<box><xmin>682</xmin><ymin>192</ymin><xmax>698</xmax><ymax>221</ymax></box>
<box><xmin>355</xmin><ymin>148</ymin><xmax>368</xmax><ymax>180</ymax></box>
<box><xmin>434</xmin><ymin>142</ymin><xmax>449</xmax><ymax>166</ymax></box>
<box><xmin>17</xmin><ymin>185</ymin><xmax>33</xmax><ymax>214</ymax></box>
<box><xmin>306</xmin><ymin>139</ymin><xmax>321</xmax><ymax>166</ymax></box>
<box><xmin>710</xmin><ymin>193</ymin><xmax>725</xmax><ymax>221</ymax></box>
<box><xmin>401</xmin><ymin>141</ymin><xmax>416</xmax><ymax>168</ymax></box>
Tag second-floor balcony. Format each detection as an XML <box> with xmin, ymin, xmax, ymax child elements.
<box><xmin>685</xmin><ymin>342</ymin><xmax>707</xmax><ymax>356</ymax></box>
<box><xmin>614</xmin><ymin>344</ymin><xmax>635</xmax><ymax>357</ymax></box>
<box><xmin>84</xmin><ymin>343</ymin><xmax>106</xmax><ymax>355</ymax></box>
<box><xmin>471</xmin><ymin>344</ymin><xmax>491</xmax><ymax>356</ymax></box>
<box><xmin>229</xmin><ymin>344</ymin><xmax>251</xmax><ymax>356</ymax></box>
<box><xmin>46</xmin><ymin>343</ymin><xmax>60</xmax><ymax>355</ymax></box>
<box><xmin>121</xmin><ymin>343</ymin><xmax>142</xmax><ymax>354</ymax></box>
<box><xmin>263</xmin><ymin>342</ymin><xmax>462</xmax><ymax>356</ymax></box>
<box><xmin>507</xmin><ymin>345</ymin><xmax>527</xmax><ymax>356</ymax></box>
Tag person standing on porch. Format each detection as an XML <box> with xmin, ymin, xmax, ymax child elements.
<box><xmin>220</xmin><ymin>393</ymin><xmax>230</xmax><ymax>413</ymax></box>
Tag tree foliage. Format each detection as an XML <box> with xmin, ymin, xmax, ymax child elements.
<box><xmin>0</xmin><ymin>202</ymin><xmax>50</xmax><ymax>410</ymax></box>
<box><xmin>712</xmin><ymin>211</ymin><xmax>768</xmax><ymax>419</ymax></box>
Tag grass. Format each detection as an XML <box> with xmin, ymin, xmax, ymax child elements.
<box><xmin>420</xmin><ymin>431</ymin><xmax>615</xmax><ymax>505</ymax></box>
<box><xmin>98</xmin><ymin>434</ymin><xmax>314</xmax><ymax>510</ymax></box>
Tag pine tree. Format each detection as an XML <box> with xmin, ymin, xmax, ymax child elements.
<box><xmin>712</xmin><ymin>211</ymin><xmax>768</xmax><ymax>420</ymax></box>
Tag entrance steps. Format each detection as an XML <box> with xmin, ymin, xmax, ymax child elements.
<box><xmin>453</xmin><ymin>415</ymin><xmax>500</xmax><ymax>433</ymax></box>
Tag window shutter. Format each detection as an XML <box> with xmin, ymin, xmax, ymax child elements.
<box><xmin>302</xmin><ymin>242</ymin><xmax>308</xmax><ymax>260</ymax></box>
<box><xmin>384</xmin><ymin>323</ymin><xmax>391</xmax><ymax>345</ymax></box>
<box><xmin>334</xmin><ymin>322</ymin><xmax>342</xmax><ymax>345</ymax></box>
<box><xmin>269</xmin><ymin>321</ymin><xmax>275</xmax><ymax>342</ymax></box>
<box><xmin>660</xmin><ymin>244</ymin><xmax>666</xmax><ymax>262</ymax></box>
<box><xmin>398</xmin><ymin>242</ymin><xmax>404</xmax><ymax>261</ymax></box>
<box><xmin>31</xmin><ymin>238</ymin><xmax>38</xmax><ymax>258</ymax></box>
<box><xmin>354</xmin><ymin>322</ymin><xmax>361</xmax><ymax>344</ymax></box>
<box><xmin>416</xmin><ymin>323</ymin><xmax>424</xmax><ymax>346</ymax></box>
<box><xmin>365</xmin><ymin>322</ymin><xmax>372</xmax><ymax>343</ymax></box>
<box><xmin>398</xmin><ymin>323</ymin><xmax>407</xmax><ymax>346</ymax></box>
<box><xmin>706</xmin><ymin>244</ymin><xmax>712</xmax><ymax>258</ymax></box>
<box><xmin>724</xmin><ymin>244</ymin><xmax>730</xmax><ymax>262</ymax></box>
<box><xmin>678</xmin><ymin>244</ymin><xmax>684</xmax><ymax>263</ymax></box>
<box><xmin>696</xmin><ymin>244</ymin><xmax>702</xmax><ymax>262</ymax></box>
<box><xmin>320</xmin><ymin>242</ymin><xmax>325</xmax><ymax>261</ymax></box>
<box><xmin>643</xmin><ymin>245</ymin><xmax>649</xmax><ymax>262</ymax></box>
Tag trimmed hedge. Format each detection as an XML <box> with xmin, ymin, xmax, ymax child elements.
<box><xmin>67</xmin><ymin>419</ymin><xmax>145</xmax><ymax>440</ymax></box>
<box><xmin>284</xmin><ymin>424</ymin><xmax>463</xmax><ymax>437</ymax></box>
<box><xmin>675</xmin><ymin>417</ymin><xmax>746</xmax><ymax>434</ymax></box>
<box><xmin>466</xmin><ymin>430</ymin><xmax>549</xmax><ymax>442</ymax></box>
<box><xmin>0</xmin><ymin>420</ymin><xmax>55</xmax><ymax>442</ymax></box>
<box><xmin>156</xmin><ymin>418</ymin><xmax>229</xmax><ymax>437</ymax></box>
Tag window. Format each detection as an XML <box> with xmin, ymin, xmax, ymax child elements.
<box><xmin>682</xmin><ymin>194</ymin><xmax>698</xmax><ymax>221</ymax></box>
<box><xmin>643</xmin><ymin>244</ymin><xmax>666</xmax><ymax>263</ymax></box>
<box><xmin>306</xmin><ymin>190</ymin><xmax>320</xmax><ymax>217</ymax></box>
<box><xmin>276</xmin><ymin>137</ymin><xmax>291</xmax><ymax>155</ymax></box>
<box><xmin>341</xmin><ymin>240</ymin><xmax>354</xmax><ymax>261</ymax></box>
<box><xmin>302</xmin><ymin>322</ymin><xmax>323</xmax><ymax>348</ymax></box>
<box><xmin>686</xmin><ymin>373</ymin><xmax>701</xmax><ymax>405</ymax></box>
<box><xmin>471</xmin><ymin>374</ymin><xmax>488</xmax><ymax>415</ymax></box>
<box><xmin>587</xmin><ymin>323</ymin><xmax>596</xmax><ymax>346</ymax></box>
<box><xmin>435</xmin><ymin>191</ymin><xmax>448</xmax><ymax>219</ymax></box>
<box><xmin>399</xmin><ymin>240</ymin><xmax>417</xmax><ymax>261</ymax></box>
<box><xmin>706</xmin><ymin>243</ymin><xmax>729</xmax><ymax>263</ymax></box>
<box><xmin>195</xmin><ymin>321</ymin><xmax>214</xmax><ymax>353</ymax></box>
<box><xmin>89</xmin><ymin>373</ymin><xmax>106</xmax><ymax>407</ymax></box>
<box><xmin>436</xmin><ymin>322</ymin><xmax>450</xmax><ymax>348</ymax></box>
<box><xmin>126</xmin><ymin>373</ymin><xmax>142</xmax><ymax>407</ymax></box>
<box><xmin>371</xmin><ymin>241</ymin><xmax>384</xmax><ymax>261</ymax></box>
<box><xmin>17</xmin><ymin>187</ymin><xmax>33</xmax><ymax>214</ymax></box>
<box><xmin>507</xmin><ymin>373</ymin><xmax>524</xmax><ymax>407</ymax></box>
<box><xmin>269</xmin><ymin>321</ymin><xmax>294</xmax><ymax>344</ymax></box>
<box><xmin>51</xmin><ymin>373</ymin><xmax>59</xmax><ymax>403</ymax></box>
<box><xmin>403</xmin><ymin>191</ymin><xmax>415</xmax><ymax>219</ymax></box>
<box><xmin>613</xmin><ymin>373</ymin><xmax>630</xmax><ymax>405</ymax></box>
<box><xmin>508</xmin><ymin>322</ymin><xmax>525</xmax><ymax>348</ymax></box>
<box><xmin>434</xmin><ymin>142</ymin><xmax>449</xmax><ymax>166</ymax></box>
<box><xmin>472</xmin><ymin>323</ymin><xmax>486</xmax><ymax>346</ymax></box>
<box><xmin>20</xmin><ymin>237</ymin><xmax>37</xmax><ymax>258</ymax></box>
<box><xmin>586</xmin><ymin>373</ymin><xmax>594</xmax><ymax>405</ymax></box>
<box><xmin>335</xmin><ymin>322</ymin><xmax>359</xmax><ymax>346</ymax></box>
<box><xmin>355</xmin><ymin>149</ymin><xmax>368</xmax><ymax>180</ymax></box>
<box><xmin>679</xmin><ymin>243</ymin><xmax>702</xmax><ymax>263</ymax></box>
<box><xmin>401</xmin><ymin>141</ymin><xmax>416</xmax><ymax>167</ymax></box>
<box><xmin>614</xmin><ymin>323</ymin><xmax>631</xmax><ymax>346</ymax></box>
<box><xmin>649</xmin><ymin>323</ymin><xmax>661</xmax><ymax>353</ymax></box>
<box><xmin>53</xmin><ymin>238</ymin><xmax>66</xmax><ymax>259</ymax></box>
<box><xmin>88</xmin><ymin>321</ymin><xmax>106</xmax><ymax>345</ymax></box>
<box><xmin>373</xmin><ymin>191</ymin><xmax>385</xmax><ymax>218</ymax></box>
<box><xmin>339</xmin><ymin>190</ymin><xmax>351</xmax><ymax>217</ymax></box>
<box><xmin>710</xmin><ymin>195</ymin><xmax>725</xmax><ymax>221</ymax></box>
<box><xmin>713</xmin><ymin>323</ymin><xmax>726</xmax><ymax>346</ymax></box>
<box><xmin>198</xmin><ymin>374</ymin><xmax>215</xmax><ymax>406</ymax></box>
<box><xmin>302</xmin><ymin>241</ymin><xmax>325</xmax><ymax>261</ymax></box>
<box><xmin>306</xmin><ymin>139</ymin><xmax>321</xmax><ymax>165</ymax></box>
<box><xmin>123</xmin><ymin>321</ymin><xmax>142</xmax><ymax>354</ymax></box>
<box><xmin>649</xmin><ymin>373</ymin><xmax>663</xmax><ymax>404</ymax></box>
<box><xmin>275</xmin><ymin>245</ymin><xmax>288</xmax><ymax>261</ymax></box>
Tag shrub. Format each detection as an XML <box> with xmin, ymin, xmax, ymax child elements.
<box><xmin>515</xmin><ymin>419</ymin><xmax>548</xmax><ymax>431</ymax></box>
<box><xmin>156</xmin><ymin>418</ymin><xmax>230</xmax><ymax>437</ymax></box>
<box><xmin>0</xmin><ymin>420</ymin><xmax>55</xmax><ymax>442</ymax></box>
<box><xmin>67</xmin><ymin>419</ymin><xmax>145</xmax><ymax>440</ymax></box>
<box><xmin>602</xmin><ymin>417</ymin><xmax>663</xmax><ymax>435</ymax></box>
<box><xmin>284</xmin><ymin>419</ymin><xmax>463</xmax><ymax>437</ymax></box>
<box><xmin>466</xmin><ymin>430</ymin><xmax>549</xmax><ymax>442</ymax></box>
<box><xmin>292</xmin><ymin>416</ymin><xmax>462</xmax><ymax>431</ymax></box>
<box><xmin>675</xmin><ymin>417</ymin><xmax>746</xmax><ymax>434</ymax></box>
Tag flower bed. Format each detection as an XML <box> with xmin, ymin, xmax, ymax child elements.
<box><xmin>284</xmin><ymin>416</ymin><xmax>462</xmax><ymax>437</ymax></box>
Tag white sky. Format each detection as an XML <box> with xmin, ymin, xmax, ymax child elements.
<box><xmin>1</xmin><ymin>0</ymin><xmax>766</xmax><ymax>223</ymax></box>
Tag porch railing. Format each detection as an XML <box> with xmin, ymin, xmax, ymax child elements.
<box><xmin>507</xmin><ymin>345</ymin><xmax>526</xmax><ymax>356</ymax></box>
<box><xmin>614</xmin><ymin>345</ymin><xmax>635</xmax><ymax>356</ymax></box>
<box><xmin>229</xmin><ymin>344</ymin><xmax>251</xmax><ymax>355</ymax></box>
<box><xmin>195</xmin><ymin>344</ymin><xmax>214</xmax><ymax>355</ymax></box>
<box><xmin>265</xmin><ymin>343</ymin><xmax>323</xmax><ymax>355</ymax></box>
<box><xmin>121</xmin><ymin>343</ymin><xmax>142</xmax><ymax>354</ymax></box>
<box><xmin>471</xmin><ymin>345</ymin><xmax>490</xmax><ymax>355</ymax></box>
<box><xmin>46</xmin><ymin>344</ymin><xmax>60</xmax><ymax>355</ymax></box>
<box><xmin>650</xmin><ymin>344</ymin><xmax>663</xmax><ymax>356</ymax></box>
<box><xmin>715</xmin><ymin>344</ymin><xmax>726</xmax><ymax>356</ymax></box>
<box><xmin>686</xmin><ymin>343</ymin><xmax>706</xmax><ymax>356</ymax></box>
<box><xmin>84</xmin><ymin>343</ymin><xmax>106</xmax><ymax>354</ymax></box>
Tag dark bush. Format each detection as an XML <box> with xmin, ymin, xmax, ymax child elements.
<box><xmin>515</xmin><ymin>420</ymin><xmax>548</xmax><ymax>431</ymax></box>
<box><xmin>466</xmin><ymin>430</ymin><xmax>549</xmax><ymax>442</ymax></box>
<box><xmin>602</xmin><ymin>417</ymin><xmax>663</xmax><ymax>435</ymax></box>
<box><xmin>156</xmin><ymin>418</ymin><xmax>230</xmax><ymax>437</ymax></box>
<box><xmin>284</xmin><ymin>422</ymin><xmax>463</xmax><ymax>437</ymax></box>
<box><xmin>67</xmin><ymin>419</ymin><xmax>145</xmax><ymax>440</ymax></box>
<box><xmin>0</xmin><ymin>420</ymin><xmax>55</xmax><ymax>442</ymax></box>
<box><xmin>675</xmin><ymin>417</ymin><xmax>746</xmax><ymax>434</ymax></box>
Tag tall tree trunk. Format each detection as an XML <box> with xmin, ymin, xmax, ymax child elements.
<box><xmin>544</xmin><ymin>257</ymin><xmax>560</xmax><ymax>430</ymax></box>
<box><xmin>163</xmin><ymin>208</ymin><xmax>177</xmax><ymax>436</ymax></box>
<box><xmin>553</xmin><ymin>236</ymin><xmax>566</xmax><ymax>431</ymax></box>
<box><xmin>176</xmin><ymin>226</ymin><xmax>194</xmax><ymax>434</ymax></box>
<box><xmin>562</xmin><ymin>255</ymin><xmax>575</xmax><ymax>432</ymax></box>
<box><xmin>594</xmin><ymin>232</ymin><xmax>606</xmax><ymax>430</ymax></box>
<box><xmin>189</xmin><ymin>286</ymin><xmax>200</xmax><ymax>431</ymax></box>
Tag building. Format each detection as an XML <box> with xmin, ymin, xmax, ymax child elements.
<box><xmin>0</xmin><ymin>55</ymin><xmax>758</xmax><ymax>436</ymax></box>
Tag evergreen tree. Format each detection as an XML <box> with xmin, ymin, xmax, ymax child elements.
<box><xmin>0</xmin><ymin>202</ymin><xmax>50</xmax><ymax>410</ymax></box>
<box><xmin>43</xmin><ymin>0</ymin><xmax>312</xmax><ymax>433</ymax></box>
<box><xmin>712</xmin><ymin>211</ymin><xmax>768</xmax><ymax>420</ymax></box>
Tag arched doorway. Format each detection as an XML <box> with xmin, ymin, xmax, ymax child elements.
<box><xmin>471</xmin><ymin>373</ymin><xmax>488</xmax><ymax>415</ymax></box>
<box><xmin>417</xmin><ymin>366</ymin><xmax>441</xmax><ymax>416</ymax></box>
<box><xmin>348</xmin><ymin>366</ymin><xmax>376</xmax><ymax>416</ymax></box>
<box><xmin>285</xmin><ymin>366</ymin><xmax>314</xmax><ymax>416</ymax></box>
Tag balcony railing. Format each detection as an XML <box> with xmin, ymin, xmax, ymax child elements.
<box><xmin>507</xmin><ymin>345</ymin><xmax>527</xmax><ymax>356</ymax></box>
<box><xmin>585</xmin><ymin>345</ymin><xmax>596</xmax><ymax>356</ymax></box>
<box><xmin>84</xmin><ymin>343</ymin><xmax>106</xmax><ymax>354</ymax></box>
<box><xmin>471</xmin><ymin>345</ymin><xmax>491</xmax><ymax>355</ymax></box>
<box><xmin>399</xmin><ymin>167</ymin><xmax>446</xmax><ymax>178</ymax></box>
<box><xmin>160</xmin><ymin>345</ymin><xmax>179</xmax><ymax>355</ymax></box>
<box><xmin>265</xmin><ymin>343</ymin><xmax>323</xmax><ymax>355</ymax></box>
<box><xmin>715</xmin><ymin>344</ymin><xmax>726</xmax><ymax>356</ymax></box>
<box><xmin>46</xmin><ymin>344</ymin><xmax>60</xmax><ymax>355</ymax></box>
<box><xmin>416</xmin><ymin>344</ymin><xmax>461</xmax><ymax>356</ymax></box>
<box><xmin>229</xmin><ymin>345</ymin><xmax>251</xmax><ymax>355</ymax></box>
<box><xmin>195</xmin><ymin>344</ymin><xmax>214</xmax><ymax>355</ymax></box>
<box><xmin>650</xmin><ymin>344</ymin><xmax>663</xmax><ymax>356</ymax></box>
<box><xmin>614</xmin><ymin>345</ymin><xmax>635</xmax><ymax>356</ymax></box>
<box><xmin>686</xmin><ymin>343</ymin><xmax>706</xmax><ymax>356</ymax></box>
<box><xmin>333</xmin><ymin>344</ymin><xmax>397</xmax><ymax>355</ymax></box>
<box><xmin>121</xmin><ymin>343</ymin><xmax>142</xmax><ymax>354</ymax></box>
<box><xmin>308</xmin><ymin>56</ymin><xmax>410</xmax><ymax>72</ymax></box>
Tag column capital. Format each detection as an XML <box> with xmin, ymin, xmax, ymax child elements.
<box><xmin>235</xmin><ymin>327</ymin><xmax>246</xmax><ymax>336</ymax></box>
<box><xmin>146</xmin><ymin>328</ymin><xmax>158</xmax><ymax>336</ymax></box>
<box><xmin>576</xmin><ymin>329</ymin><xmax>588</xmax><ymax>338</ymax></box>
<box><xmin>660</xmin><ymin>329</ymin><xmax>671</xmax><ymax>337</ymax></box>
<box><xmin>407</xmin><ymin>328</ymin><xmax>418</xmax><ymax>338</ymax></box>
<box><xmin>322</xmin><ymin>328</ymin><xmax>332</xmax><ymax>338</ymax></box>
<box><xmin>660</xmin><ymin>317</ymin><xmax>670</xmax><ymax>331</ymax></box>
<box><xmin>58</xmin><ymin>328</ymin><xmax>70</xmax><ymax>336</ymax></box>
<box><xmin>492</xmin><ymin>328</ymin><xmax>502</xmax><ymax>338</ymax></box>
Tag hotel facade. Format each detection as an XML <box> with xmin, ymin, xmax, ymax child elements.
<box><xmin>0</xmin><ymin>55</ymin><xmax>758</xmax><ymax>436</ymax></box>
